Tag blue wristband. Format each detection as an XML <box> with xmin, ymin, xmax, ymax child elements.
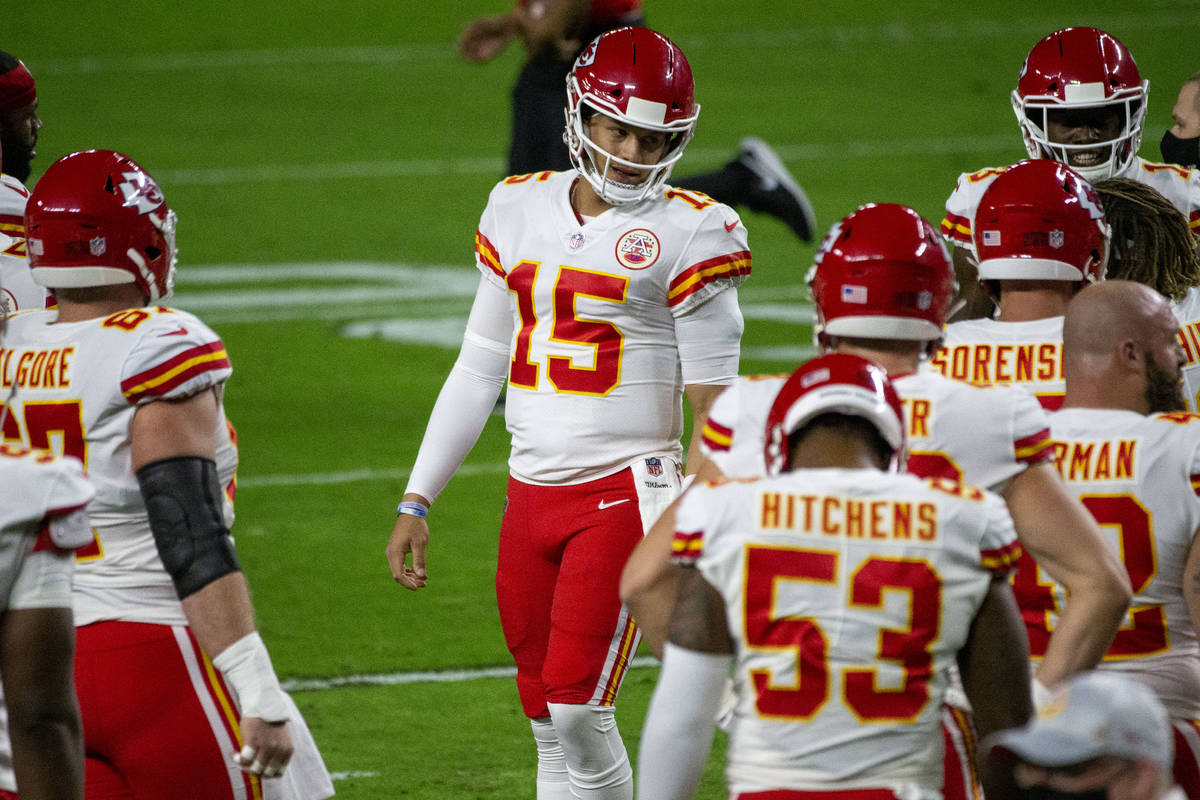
<box><xmin>396</xmin><ymin>501</ymin><xmax>429</xmax><ymax>518</ymax></box>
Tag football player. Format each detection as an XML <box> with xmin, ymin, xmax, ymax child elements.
<box><xmin>622</xmin><ymin>202</ymin><xmax>1129</xmax><ymax>800</ymax></box>
<box><xmin>0</xmin><ymin>51</ymin><xmax>46</xmax><ymax>314</ymax></box>
<box><xmin>457</xmin><ymin>0</ymin><xmax>817</xmax><ymax>242</ymax></box>
<box><xmin>941</xmin><ymin>27</ymin><xmax>1200</xmax><ymax>320</ymax></box>
<box><xmin>1025</xmin><ymin>280</ymin><xmax>1200</xmax><ymax>796</ymax></box>
<box><xmin>637</xmin><ymin>353</ymin><xmax>1032</xmax><ymax>799</ymax></box>
<box><xmin>929</xmin><ymin>159</ymin><xmax>1109</xmax><ymax>409</ymax></box>
<box><xmin>386</xmin><ymin>26</ymin><xmax>747</xmax><ymax>799</ymax></box>
<box><xmin>1095</xmin><ymin>177</ymin><xmax>1200</xmax><ymax>412</ymax></box>
<box><xmin>0</xmin><ymin>279</ymin><xmax>95</xmax><ymax>799</ymax></box>
<box><xmin>3</xmin><ymin>150</ymin><xmax>333</xmax><ymax>799</ymax></box>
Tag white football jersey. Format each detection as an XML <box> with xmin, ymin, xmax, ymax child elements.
<box><xmin>474</xmin><ymin>170</ymin><xmax>749</xmax><ymax>484</ymax></box>
<box><xmin>1022</xmin><ymin>408</ymin><xmax>1200</xmax><ymax>718</ymax></box>
<box><xmin>0</xmin><ymin>445</ymin><xmax>93</xmax><ymax>607</ymax></box>
<box><xmin>1172</xmin><ymin>287</ymin><xmax>1200</xmax><ymax>413</ymax></box>
<box><xmin>941</xmin><ymin>157</ymin><xmax>1200</xmax><ymax>254</ymax></box>
<box><xmin>0</xmin><ymin>238</ymin><xmax>46</xmax><ymax>315</ymax></box>
<box><xmin>929</xmin><ymin>316</ymin><xmax>1065</xmax><ymax>409</ymax></box>
<box><xmin>700</xmin><ymin>370</ymin><xmax>1052</xmax><ymax>493</ymax></box>
<box><xmin>0</xmin><ymin>174</ymin><xmax>28</xmax><ymax>244</ymax></box>
<box><xmin>672</xmin><ymin>469</ymin><xmax>1020</xmax><ymax>792</ymax></box>
<box><xmin>2</xmin><ymin>306</ymin><xmax>237</xmax><ymax>626</ymax></box>
<box><xmin>0</xmin><ymin>445</ymin><xmax>93</xmax><ymax>793</ymax></box>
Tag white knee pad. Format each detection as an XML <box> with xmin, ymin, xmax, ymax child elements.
<box><xmin>531</xmin><ymin>718</ymin><xmax>571</xmax><ymax>800</ymax></box>
<box><xmin>547</xmin><ymin>703</ymin><xmax>632</xmax><ymax>800</ymax></box>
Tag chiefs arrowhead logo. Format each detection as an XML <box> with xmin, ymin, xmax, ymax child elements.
<box><xmin>117</xmin><ymin>170</ymin><xmax>166</xmax><ymax>216</ymax></box>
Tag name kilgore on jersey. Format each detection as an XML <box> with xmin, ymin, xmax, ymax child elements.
<box><xmin>941</xmin><ymin>157</ymin><xmax>1200</xmax><ymax>255</ymax></box>
<box><xmin>0</xmin><ymin>304</ymin><xmax>237</xmax><ymax>626</ymax></box>
<box><xmin>671</xmin><ymin>468</ymin><xmax>1020</xmax><ymax>790</ymax></box>
<box><xmin>700</xmin><ymin>370</ymin><xmax>1053</xmax><ymax>490</ymax></box>
<box><xmin>474</xmin><ymin>170</ymin><xmax>749</xmax><ymax>484</ymax></box>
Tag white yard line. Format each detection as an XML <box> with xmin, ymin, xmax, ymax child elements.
<box><xmin>281</xmin><ymin>655</ymin><xmax>659</xmax><ymax>693</ymax></box>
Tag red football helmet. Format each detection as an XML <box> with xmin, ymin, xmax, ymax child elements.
<box><xmin>1011</xmin><ymin>27</ymin><xmax>1148</xmax><ymax>182</ymax></box>
<box><xmin>565</xmin><ymin>26</ymin><xmax>699</xmax><ymax>205</ymax></box>
<box><xmin>974</xmin><ymin>159</ymin><xmax>1109</xmax><ymax>283</ymax></box>
<box><xmin>763</xmin><ymin>353</ymin><xmax>906</xmax><ymax>476</ymax></box>
<box><xmin>25</xmin><ymin>150</ymin><xmax>177</xmax><ymax>301</ymax></box>
<box><xmin>808</xmin><ymin>203</ymin><xmax>954</xmax><ymax>349</ymax></box>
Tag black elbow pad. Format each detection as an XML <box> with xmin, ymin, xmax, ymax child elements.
<box><xmin>136</xmin><ymin>456</ymin><xmax>241</xmax><ymax>599</ymax></box>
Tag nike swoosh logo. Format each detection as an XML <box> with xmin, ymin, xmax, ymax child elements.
<box><xmin>158</xmin><ymin>326</ymin><xmax>189</xmax><ymax>337</ymax></box>
<box><xmin>724</xmin><ymin>219</ymin><xmax>740</xmax><ymax>232</ymax></box>
<box><xmin>598</xmin><ymin>498</ymin><xmax>631</xmax><ymax>510</ymax></box>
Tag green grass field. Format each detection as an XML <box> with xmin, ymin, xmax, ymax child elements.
<box><xmin>12</xmin><ymin>2</ymin><xmax>1200</xmax><ymax>796</ymax></box>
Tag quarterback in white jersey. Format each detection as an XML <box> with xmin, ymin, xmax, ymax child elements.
<box><xmin>637</xmin><ymin>354</ymin><xmax>1031</xmax><ymax>800</ymax></box>
<box><xmin>474</xmin><ymin>168</ymin><xmax>746</xmax><ymax>483</ymax></box>
<box><xmin>388</xmin><ymin>27</ymin><xmax>746</xmax><ymax>800</ymax></box>
<box><xmin>1028</xmin><ymin>280</ymin><xmax>1200</xmax><ymax>795</ymax></box>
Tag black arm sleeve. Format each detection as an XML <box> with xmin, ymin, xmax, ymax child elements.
<box><xmin>136</xmin><ymin>456</ymin><xmax>241</xmax><ymax>599</ymax></box>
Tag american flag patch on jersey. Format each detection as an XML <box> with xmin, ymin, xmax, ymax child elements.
<box><xmin>982</xmin><ymin>230</ymin><xmax>1001</xmax><ymax>247</ymax></box>
<box><xmin>841</xmin><ymin>285</ymin><xmax>867</xmax><ymax>304</ymax></box>
<box><xmin>645</xmin><ymin>457</ymin><xmax>663</xmax><ymax>476</ymax></box>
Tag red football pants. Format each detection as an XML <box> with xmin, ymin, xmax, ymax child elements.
<box><xmin>496</xmin><ymin>470</ymin><xmax>646</xmax><ymax>719</ymax></box>
<box><xmin>75</xmin><ymin>621</ymin><xmax>262</xmax><ymax>800</ymax></box>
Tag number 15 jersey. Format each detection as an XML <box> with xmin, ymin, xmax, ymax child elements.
<box><xmin>474</xmin><ymin>171</ymin><xmax>750</xmax><ymax>484</ymax></box>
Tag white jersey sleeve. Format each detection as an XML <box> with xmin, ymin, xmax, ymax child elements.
<box><xmin>670</xmin><ymin>469</ymin><xmax>1019</xmax><ymax>793</ymax></box>
<box><xmin>697</xmin><ymin>375</ymin><xmax>786</xmax><ymax>479</ymax></box>
<box><xmin>940</xmin><ymin>166</ymin><xmax>1009</xmax><ymax>252</ymax></box>
<box><xmin>0</xmin><ymin>447</ymin><xmax>93</xmax><ymax>604</ymax></box>
<box><xmin>1123</xmin><ymin>157</ymin><xmax>1200</xmax><ymax>236</ymax></box>
<box><xmin>0</xmin><ymin>174</ymin><xmax>29</xmax><ymax>242</ymax></box>
<box><xmin>468</xmin><ymin>172</ymin><xmax>748</xmax><ymax>484</ymax></box>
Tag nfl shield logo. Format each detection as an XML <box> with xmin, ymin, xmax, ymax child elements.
<box><xmin>89</xmin><ymin>237</ymin><xmax>107</xmax><ymax>256</ymax></box>
<box><xmin>569</xmin><ymin>232</ymin><xmax>585</xmax><ymax>251</ymax></box>
<box><xmin>1049</xmin><ymin>230</ymin><xmax>1065</xmax><ymax>249</ymax></box>
<box><xmin>645</xmin><ymin>457</ymin><xmax>663</xmax><ymax>476</ymax></box>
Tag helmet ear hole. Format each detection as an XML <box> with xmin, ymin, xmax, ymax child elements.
<box><xmin>145</xmin><ymin>246</ymin><xmax>162</xmax><ymax>261</ymax></box>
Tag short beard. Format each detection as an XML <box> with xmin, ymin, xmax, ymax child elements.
<box><xmin>1145</xmin><ymin>353</ymin><xmax>1185</xmax><ymax>413</ymax></box>
<box><xmin>0</xmin><ymin>133</ymin><xmax>32</xmax><ymax>183</ymax></box>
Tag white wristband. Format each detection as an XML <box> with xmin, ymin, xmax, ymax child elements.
<box><xmin>1032</xmin><ymin>677</ymin><xmax>1055</xmax><ymax>712</ymax></box>
<box><xmin>212</xmin><ymin>632</ymin><xmax>290</xmax><ymax>723</ymax></box>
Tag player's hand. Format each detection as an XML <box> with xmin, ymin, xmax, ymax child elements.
<box><xmin>386</xmin><ymin>513</ymin><xmax>429</xmax><ymax>590</ymax></box>
<box><xmin>457</xmin><ymin>15</ymin><xmax>513</xmax><ymax>63</ymax></box>
<box><xmin>233</xmin><ymin>718</ymin><xmax>292</xmax><ymax>778</ymax></box>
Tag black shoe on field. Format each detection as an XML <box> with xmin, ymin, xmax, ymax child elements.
<box><xmin>737</xmin><ymin>137</ymin><xmax>817</xmax><ymax>243</ymax></box>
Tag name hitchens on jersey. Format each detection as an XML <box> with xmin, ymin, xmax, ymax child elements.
<box><xmin>759</xmin><ymin>492</ymin><xmax>939</xmax><ymax>542</ymax></box>
<box><xmin>0</xmin><ymin>346</ymin><xmax>76</xmax><ymax>390</ymax></box>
